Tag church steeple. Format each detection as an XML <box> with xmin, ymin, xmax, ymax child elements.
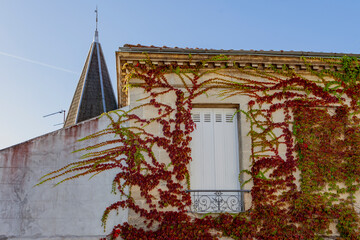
<box><xmin>64</xmin><ymin>8</ymin><xmax>117</xmax><ymax>128</ymax></box>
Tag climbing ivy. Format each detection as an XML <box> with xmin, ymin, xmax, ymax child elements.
<box><xmin>39</xmin><ymin>55</ymin><xmax>360</xmax><ymax>239</ymax></box>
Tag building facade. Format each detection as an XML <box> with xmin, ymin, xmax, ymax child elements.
<box><xmin>115</xmin><ymin>45</ymin><xmax>360</xmax><ymax>238</ymax></box>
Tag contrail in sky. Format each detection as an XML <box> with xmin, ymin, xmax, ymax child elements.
<box><xmin>0</xmin><ymin>51</ymin><xmax>78</xmax><ymax>75</ymax></box>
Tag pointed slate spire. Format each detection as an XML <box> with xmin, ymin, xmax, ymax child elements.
<box><xmin>64</xmin><ymin>9</ymin><xmax>117</xmax><ymax>128</ymax></box>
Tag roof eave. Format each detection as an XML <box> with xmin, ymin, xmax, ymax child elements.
<box><xmin>117</xmin><ymin>46</ymin><xmax>360</xmax><ymax>58</ymax></box>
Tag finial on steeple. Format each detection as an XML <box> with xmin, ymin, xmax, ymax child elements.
<box><xmin>94</xmin><ymin>6</ymin><xmax>99</xmax><ymax>42</ymax></box>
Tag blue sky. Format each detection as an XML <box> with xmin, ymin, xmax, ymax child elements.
<box><xmin>1</xmin><ymin>0</ymin><xmax>360</xmax><ymax>149</ymax></box>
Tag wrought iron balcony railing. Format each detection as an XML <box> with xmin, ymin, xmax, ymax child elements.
<box><xmin>186</xmin><ymin>190</ymin><xmax>251</xmax><ymax>213</ymax></box>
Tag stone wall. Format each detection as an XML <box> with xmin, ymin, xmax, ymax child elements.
<box><xmin>0</xmin><ymin>113</ymin><xmax>128</xmax><ymax>239</ymax></box>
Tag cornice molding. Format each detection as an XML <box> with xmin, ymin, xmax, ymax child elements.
<box><xmin>116</xmin><ymin>51</ymin><xmax>342</xmax><ymax>72</ymax></box>
<box><xmin>115</xmin><ymin>51</ymin><xmax>345</xmax><ymax>107</ymax></box>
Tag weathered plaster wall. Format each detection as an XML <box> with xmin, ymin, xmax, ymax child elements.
<box><xmin>0</xmin><ymin>113</ymin><xmax>128</xmax><ymax>239</ymax></box>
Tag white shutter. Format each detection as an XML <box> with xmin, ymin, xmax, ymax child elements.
<box><xmin>222</xmin><ymin>109</ymin><xmax>239</xmax><ymax>190</ymax></box>
<box><xmin>202</xmin><ymin>111</ymin><xmax>215</xmax><ymax>189</ymax></box>
<box><xmin>214</xmin><ymin>109</ymin><xmax>225</xmax><ymax>189</ymax></box>
<box><xmin>190</xmin><ymin>111</ymin><xmax>203</xmax><ymax>190</ymax></box>
<box><xmin>190</xmin><ymin>108</ymin><xmax>240</xmax><ymax>190</ymax></box>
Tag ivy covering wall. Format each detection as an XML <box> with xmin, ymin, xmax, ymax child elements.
<box><xmin>39</xmin><ymin>55</ymin><xmax>360</xmax><ymax>239</ymax></box>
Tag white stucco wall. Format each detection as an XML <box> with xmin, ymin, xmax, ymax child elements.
<box><xmin>0</xmin><ymin>112</ymin><xmax>128</xmax><ymax>239</ymax></box>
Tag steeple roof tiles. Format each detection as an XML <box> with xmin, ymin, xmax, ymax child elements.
<box><xmin>64</xmin><ymin>41</ymin><xmax>117</xmax><ymax>128</ymax></box>
<box><xmin>97</xmin><ymin>44</ymin><xmax>117</xmax><ymax>112</ymax></box>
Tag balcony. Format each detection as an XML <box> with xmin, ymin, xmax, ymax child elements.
<box><xmin>186</xmin><ymin>190</ymin><xmax>251</xmax><ymax>213</ymax></box>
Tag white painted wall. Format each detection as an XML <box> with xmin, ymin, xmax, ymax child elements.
<box><xmin>0</xmin><ymin>112</ymin><xmax>128</xmax><ymax>239</ymax></box>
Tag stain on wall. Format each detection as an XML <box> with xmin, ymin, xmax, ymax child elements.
<box><xmin>0</xmin><ymin>115</ymin><xmax>128</xmax><ymax>239</ymax></box>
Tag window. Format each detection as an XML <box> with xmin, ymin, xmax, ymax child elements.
<box><xmin>189</xmin><ymin>107</ymin><xmax>243</xmax><ymax>213</ymax></box>
<box><xmin>190</xmin><ymin>108</ymin><xmax>240</xmax><ymax>190</ymax></box>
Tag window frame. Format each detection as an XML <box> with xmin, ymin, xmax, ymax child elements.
<box><xmin>187</xmin><ymin>103</ymin><xmax>247</xmax><ymax>213</ymax></box>
<box><xmin>191</xmin><ymin>103</ymin><xmax>243</xmax><ymax>186</ymax></box>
